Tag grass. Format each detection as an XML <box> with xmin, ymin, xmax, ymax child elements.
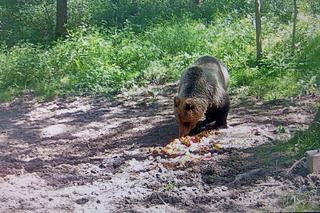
<box><xmin>0</xmin><ymin>12</ymin><xmax>319</xmax><ymax>102</ymax></box>
<box><xmin>257</xmin><ymin>107</ymin><xmax>320</xmax><ymax>168</ymax></box>
<box><xmin>274</xmin><ymin>108</ymin><xmax>320</xmax><ymax>158</ymax></box>
<box><xmin>280</xmin><ymin>192</ymin><xmax>320</xmax><ymax>212</ymax></box>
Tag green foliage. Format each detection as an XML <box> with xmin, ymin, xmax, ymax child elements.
<box><xmin>262</xmin><ymin>0</ymin><xmax>294</xmax><ymax>23</ymax></box>
<box><xmin>0</xmin><ymin>0</ymin><xmax>319</xmax><ymax>101</ymax></box>
<box><xmin>0</xmin><ymin>44</ymin><xmax>43</xmax><ymax>88</ymax></box>
<box><xmin>305</xmin><ymin>0</ymin><xmax>320</xmax><ymax>15</ymax></box>
<box><xmin>234</xmin><ymin>15</ymin><xmax>320</xmax><ymax>101</ymax></box>
<box><xmin>0</xmin><ymin>0</ymin><xmax>56</xmax><ymax>45</ymax></box>
<box><xmin>145</xmin><ymin>21</ymin><xmax>208</xmax><ymax>55</ymax></box>
<box><xmin>0</xmin><ymin>0</ymin><xmax>252</xmax><ymax>46</ymax></box>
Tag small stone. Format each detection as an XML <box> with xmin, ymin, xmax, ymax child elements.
<box><xmin>256</xmin><ymin>201</ymin><xmax>264</xmax><ymax>207</ymax></box>
<box><xmin>99</xmin><ymin>164</ymin><xmax>106</xmax><ymax>169</ymax></box>
<box><xmin>221</xmin><ymin>186</ymin><xmax>228</xmax><ymax>191</ymax></box>
<box><xmin>75</xmin><ymin>197</ymin><xmax>89</xmax><ymax>205</ymax></box>
<box><xmin>230</xmin><ymin>193</ymin><xmax>238</xmax><ymax>200</ymax></box>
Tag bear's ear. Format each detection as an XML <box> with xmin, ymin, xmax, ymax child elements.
<box><xmin>185</xmin><ymin>98</ymin><xmax>195</xmax><ymax>111</ymax></box>
<box><xmin>174</xmin><ymin>96</ymin><xmax>180</xmax><ymax>107</ymax></box>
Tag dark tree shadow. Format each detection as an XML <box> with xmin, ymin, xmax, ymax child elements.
<box><xmin>0</xmin><ymin>89</ymin><xmax>318</xmax><ymax>190</ymax></box>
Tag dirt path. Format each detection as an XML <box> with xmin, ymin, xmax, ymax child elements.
<box><xmin>0</xmin><ymin>84</ymin><xmax>319</xmax><ymax>212</ymax></box>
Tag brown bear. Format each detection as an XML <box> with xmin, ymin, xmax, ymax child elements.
<box><xmin>174</xmin><ymin>55</ymin><xmax>229</xmax><ymax>137</ymax></box>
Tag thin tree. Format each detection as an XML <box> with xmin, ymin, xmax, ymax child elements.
<box><xmin>255</xmin><ymin>0</ymin><xmax>262</xmax><ymax>62</ymax></box>
<box><xmin>56</xmin><ymin>0</ymin><xmax>67</xmax><ymax>38</ymax></box>
<box><xmin>291</xmin><ymin>0</ymin><xmax>298</xmax><ymax>55</ymax></box>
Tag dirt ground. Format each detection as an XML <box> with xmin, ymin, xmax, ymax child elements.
<box><xmin>0</xmin><ymin>83</ymin><xmax>319</xmax><ymax>213</ymax></box>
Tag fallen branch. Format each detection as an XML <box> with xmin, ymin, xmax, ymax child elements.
<box><xmin>258</xmin><ymin>183</ymin><xmax>281</xmax><ymax>187</ymax></box>
<box><xmin>157</xmin><ymin>194</ymin><xmax>169</xmax><ymax>207</ymax></box>
<box><xmin>232</xmin><ymin>168</ymin><xmax>262</xmax><ymax>184</ymax></box>
<box><xmin>261</xmin><ymin>133</ymin><xmax>275</xmax><ymax>141</ymax></box>
<box><xmin>258</xmin><ymin>129</ymin><xmax>276</xmax><ymax>141</ymax></box>
<box><xmin>89</xmin><ymin>156</ymin><xmax>106</xmax><ymax>160</ymax></box>
<box><xmin>285</xmin><ymin>157</ymin><xmax>306</xmax><ymax>176</ymax></box>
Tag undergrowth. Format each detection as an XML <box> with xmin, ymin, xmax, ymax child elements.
<box><xmin>0</xmin><ymin>8</ymin><xmax>319</xmax><ymax>102</ymax></box>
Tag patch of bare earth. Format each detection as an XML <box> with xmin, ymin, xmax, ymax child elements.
<box><xmin>0</xmin><ymin>84</ymin><xmax>319</xmax><ymax>212</ymax></box>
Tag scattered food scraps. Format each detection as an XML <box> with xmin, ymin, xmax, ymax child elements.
<box><xmin>149</xmin><ymin>131</ymin><xmax>222</xmax><ymax>161</ymax></box>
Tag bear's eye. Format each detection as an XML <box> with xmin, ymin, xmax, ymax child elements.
<box><xmin>185</xmin><ymin>103</ymin><xmax>194</xmax><ymax>111</ymax></box>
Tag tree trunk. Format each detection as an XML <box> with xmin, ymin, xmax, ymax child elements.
<box><xmin>255</xmin><ymin>0</ymin><xmax>262</xmax><ymax>63</ymax></box>
<box><xmin>291</xmin><ymin>0</ymin><xmax>297</xmax><ymax>55</ymax></box>
<box><xmin>56</xmin><ymin>0</ymin><xmax>67</xmax><ymax>38</ymax></box>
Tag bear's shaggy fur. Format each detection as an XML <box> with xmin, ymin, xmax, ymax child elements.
<box><xmin>174</xmin><ymin>55</ymin><xmax>229</xmax><ymax>137</ymax></box>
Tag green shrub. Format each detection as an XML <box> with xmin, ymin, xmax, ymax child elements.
<box><xmin>0</xmin><ymin>44</ymin><xmax>43</xmax><ymax>89</ymax></box>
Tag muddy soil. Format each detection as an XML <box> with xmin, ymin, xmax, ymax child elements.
<box><xmin>0</xmin><ymin>84</ymin><xmax>319</xmax><ymax>212</ymax></box>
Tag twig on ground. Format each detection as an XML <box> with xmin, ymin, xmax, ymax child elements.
<box><xmin>231</xmin><ymin>168</ymin><xmax>263</xmax><ymax>184</ymax></box>
<box><xmin>157</xmin><ymin>194</ymin><xmax>169</xmax><ymax>207</ymax></box>
<box><xmin>259</xmin><ymin>130</ymin><xmax>276</xmax><ymax>141</ymax></box>
<box><xmin>89</xmin><ymin>156</ymin><xmax>105</xmax><ymax>160</ymax></box>
<box><xmin>262</xmin><ymin>133</ymin><xmax>275</xmax><ymax>141</ymax></box>
<box><xmin>258</xmin><ymin>183</ymin><xmax>281</xmax><ymax>187</ymax></box>
<box><xmin>285</xmin><ymin>157</ymin><xmax>306</xmax><ymax>176</ymax></box>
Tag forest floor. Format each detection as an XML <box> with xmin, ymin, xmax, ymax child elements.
<box><xmin>0</xmin><ymin>83</ymin><xmax>319</xmax><ymax>212</ymax></box>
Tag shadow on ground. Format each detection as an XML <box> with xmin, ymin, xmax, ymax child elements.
<box><xmin>0</xmin><ymin>89</ymin><xmax>318</xmax><ymax>190</ymax></box>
